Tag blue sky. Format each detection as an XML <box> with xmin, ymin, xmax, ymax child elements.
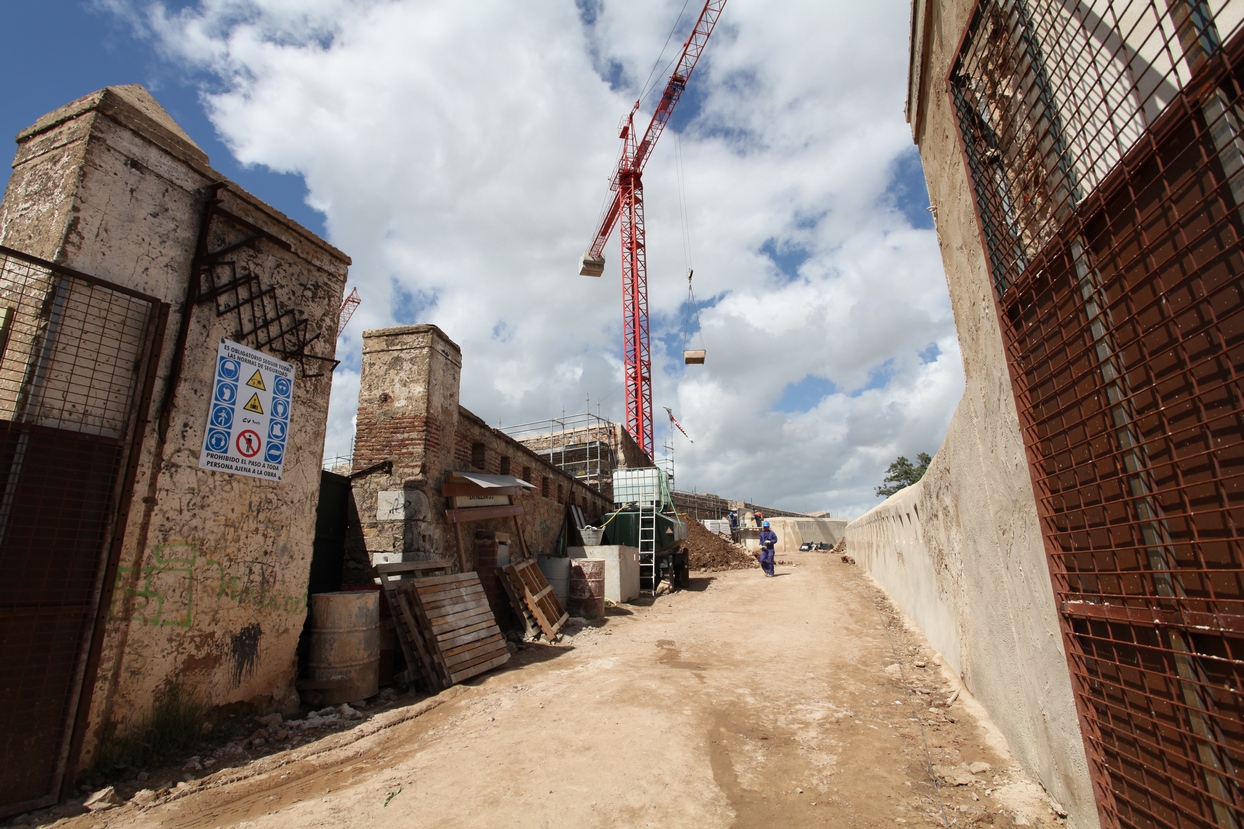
<box><xmin>0</xmin><ymin>1</ymin><xmax>323</xmax><ymax>236</ymax></box>
<box><xmin>1</xmin><ymin>0</ymin><xmax>962</xmax><ymax>518</ymax></box>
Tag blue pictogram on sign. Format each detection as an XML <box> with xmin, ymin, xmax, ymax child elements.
<box><xmin>205</xmin><ymin>428</ymin><xmax>230</xmax><ymax>453</ymax></box>
<box><xmin>218</xmin><ymin>357</ymin><xmax>241</xmax><ymax>381</ymax></box>
<box><xmin>202</xmin><ymin>340</ymin><xmax>296</xmax><ymax>481</ymax></box>
<box><xmin>211</xmin><ymin>404</ymin><xmax>234</xmax><ymax>429</ymax></box>
<box><xmin>267</xmin><ymin>420</ymin><xmax>288</xmax><ymax>442</ymax></box>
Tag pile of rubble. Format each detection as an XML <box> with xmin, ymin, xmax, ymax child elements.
<box><xmin>683</xmin><ymin>520</ymin><xmax>757</xmax><ymax>572</ymax></box>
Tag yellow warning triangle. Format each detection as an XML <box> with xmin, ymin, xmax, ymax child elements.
<box><xmin>246</xmin><ymin>369</ymin><xmax>266</xmax><ymax>391</ymax></box>
<box><xmin>243</xmin><ymin>393</ymin><xmax>264</xmax><ymax>415</ymax></box>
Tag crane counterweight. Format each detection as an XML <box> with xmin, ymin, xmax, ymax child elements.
<box><xmin>579</xmin><ymin>254</ymin><xmax>605</xmax><ymax>277</ymax></box>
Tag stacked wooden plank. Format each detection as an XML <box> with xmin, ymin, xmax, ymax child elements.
<box><xmin>376</xmin><ymin>562</ymin><xmax>451</xmax><ymax>692</ymax></box>
<box><xmin>375</xmin><ymin>564</ymin><xmax>509</xmax><ymax>691</ymax></box>
<box><xmin>407</xmin><ymin>573</ymin><xmax>510</xmax><ymax>686</ymax></box>
<box><xmin>500</xmin><ymin>559</ymin><xmax>569</xmax><ymax>641</ymax></box>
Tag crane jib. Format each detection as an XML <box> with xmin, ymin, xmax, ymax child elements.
<box><xmin>577</xmin><ymin>0</ymin><xmax>727</xmax><ymax>457</ymax></box>
<box><xmin>582</xmin><ymin>0</ymin><xmax>725</xmax><ymax>258</ymax></box>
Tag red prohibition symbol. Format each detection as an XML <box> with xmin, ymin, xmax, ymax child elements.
<box><xmin>236</xmin><ymin>429</ymin><xmax>262</xmax><ymax>458</ymax></box>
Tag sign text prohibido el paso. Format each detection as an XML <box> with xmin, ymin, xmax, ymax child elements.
<box><xmin>200</xmin><ymin>339</ymin><xmax>295</xmax><ymax>481</ymax></box>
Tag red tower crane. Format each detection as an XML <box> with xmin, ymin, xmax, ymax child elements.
<box><xmin>579</xmin><ymin>0</ymin><xmax>726</xmax><ymax>459</ymax></box>
<box><xmin>337</xmin><ymin>287</ymin><xmax>361</xmax><ymax>337</ymax></box>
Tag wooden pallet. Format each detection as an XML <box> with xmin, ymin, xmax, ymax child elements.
<box><xmin>405</xmin><ymin>573</ymin><xmax>510</xmax><ymax>686</ymax></box>
<box><xmin>375</xmin><ymin>562</ymin><xmax>452</xmax><ymax>692</ymax></box>
<box><xmin>500</xmin><ymin>559</ymin><xmax>569</xmax><ymax>641</ymax></box>
<box><xmin>498</xmin><ymin>567</ymin><xmax>539</xmax><ymax>639</ymax></box>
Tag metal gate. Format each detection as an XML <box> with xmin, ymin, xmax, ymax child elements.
<box><xmin>952</xmin><ymin>3</ymin><xmax>1243</xmax><ymax>827</ymax></box>
<box><xmin>0</xmin><ymin>245</ymin><xmax>165</xmax><ymax>817</ymax></box>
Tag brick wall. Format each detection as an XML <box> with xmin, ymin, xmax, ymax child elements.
<box><xmin>346</xmin><ymin>325</ymin><xmax>613</xmax><ymax>585</ymax></box>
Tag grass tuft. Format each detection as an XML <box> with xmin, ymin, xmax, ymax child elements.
<box><xmin>94</xmin><ymin>684</ymin><xmax>212</xmax><ymax>773</ymax></box>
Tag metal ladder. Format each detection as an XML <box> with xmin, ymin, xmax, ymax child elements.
<box><xmin>638</xmin><ymin>494</ymin><xmax>658</xmax><ymax>592</ymax></box>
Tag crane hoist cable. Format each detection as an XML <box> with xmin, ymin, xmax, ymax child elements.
<box><xmin>638</xmin><ymin>0</ymin><xmax>697</xmax><ymax>108</ymax></box>
<box><xmin>682</xmin><ymin>269</ymin><xmax>706</xmax><ymax>364</ymax></box>
<box><xmin>676</xmin><ymin>135</ymin><xmax>706</xmax><ymax>365</ymax></box>
<box><xmin>676</xmin><ymin>134</ymin><xmax>694</xmax><ymax>274</ymax></box>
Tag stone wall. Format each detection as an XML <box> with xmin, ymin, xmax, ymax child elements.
<box><xmin>842</xmin><ymin>3</ymin><xmax>1099</xmax><ymax>826</ymax></box>
<box><xmin>345</xmin><ymin>325</ymin><xmax>613</xmax><ymax>585</ymax></box>
<box><xmin>0</xmin><ymin>86</ymin><xmax>349</xmax><ymax>768</ymax></box>
<box><xmin>454</xmin><ymin>407</ymin><xmax>614</xmax><ymax>555</ymax></box>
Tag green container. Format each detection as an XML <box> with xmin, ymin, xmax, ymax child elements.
<box><xmin>600</xmin><ymin>508</ymin><xmax>687</xmax><ymax>553</ymax></box>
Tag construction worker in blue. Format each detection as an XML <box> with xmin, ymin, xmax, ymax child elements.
<box><xmin>758</xmin><ymin>520</ymin><xmax>778</xmax><ymax>577</ymax></box>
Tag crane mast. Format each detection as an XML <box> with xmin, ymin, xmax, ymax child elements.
<box><xmin>580</xmin><ymin>0</ymin><xmax>726</xmax><ymax>459</ymax></box>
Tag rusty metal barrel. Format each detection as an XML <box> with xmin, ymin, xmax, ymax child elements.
<box><xmin>569</xmin><ymin>559</ymin><xmax>605</xmax><ymax>618</ymax></box>
<box><xmin>308</xmin><ymin>591</ymin><xmax>379</xmax><ymax>704</ymax></box>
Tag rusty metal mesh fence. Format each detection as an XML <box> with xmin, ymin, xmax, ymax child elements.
<box><xmin>0</xmin><ymin>246</ymin><xmax>161</xmax><ymax>816</ymax></box>
<box><xmin>952</xmin><ymin>2</ymin><xmax>1244</xmax><ymax>827</ymax></box>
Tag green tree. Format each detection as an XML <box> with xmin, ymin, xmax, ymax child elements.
<box><xmin>875</xmin><ymin>452</ymin><xmax>932</xmax><ymax>497</ymax></box>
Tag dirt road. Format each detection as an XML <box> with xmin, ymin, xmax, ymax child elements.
<box><xmin>42</xmin><ymin>553</ymin><xmax>1065</xmax><ymax>829</ymax></box>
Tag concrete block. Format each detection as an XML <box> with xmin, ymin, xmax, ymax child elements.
<box><xmin>567</xmin><ymin>545</ymin><xmax>640</xmax><ymax>602</ymax></box>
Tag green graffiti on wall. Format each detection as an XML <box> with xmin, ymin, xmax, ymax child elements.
<box><xmin>112</xmin><ymin>541</ymin><xmax>307</xmax><ymax>628</ymax></box>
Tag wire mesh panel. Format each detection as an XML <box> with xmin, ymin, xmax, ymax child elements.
<box><xmin>0</xmin><ymin>246</ymin><xmax>162</xmax><ymax>817</ymax></box>
<box><xmin>952</xmin><ymin>2</ymin><xmax>1244</xmax><ymax>827</ymax></box>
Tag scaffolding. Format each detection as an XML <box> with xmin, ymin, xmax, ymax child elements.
<box><xmin>500</xmin><ymin>411</ymin><xmax>623</xmax><ymax>499</ymax></box>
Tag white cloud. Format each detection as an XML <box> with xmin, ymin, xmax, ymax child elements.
<box><xmin>132</xmin><ymin>0</ymin><xmax>962</xmax><ymax>518</ymax></box>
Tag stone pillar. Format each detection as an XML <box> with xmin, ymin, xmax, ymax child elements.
<box><xmin>348</xmin><ymin>325</ymin><xmax>462</xmax><ymax>573</ymax></box>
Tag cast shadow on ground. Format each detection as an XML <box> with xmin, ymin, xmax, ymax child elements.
<box><xmin>488</xmin><ymin>641</ymin><xmax>573</xmax><ymax>675</ymax></box>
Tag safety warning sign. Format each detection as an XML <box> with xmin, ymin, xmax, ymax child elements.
<box><xmin>199</xmin><ymin>339</ymin><xmax>295</xmax><ymax>481</ymax></box>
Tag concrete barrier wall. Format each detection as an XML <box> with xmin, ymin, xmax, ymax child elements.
<box><xmin>766</xmin><ymin>517</ymin><xmax>849</xmax><ymax>554</ymax></box>
<box><xmin>845</xmin><ymin>481</ymin><xmax>959</xmax><ymax>664</ymax></box>
<box><xmin>846</xmin><ymin>1</ymin><xmax>1101</xmax><ymax>824</ymax></box>
<box><xmin>846</xmin><ymin>402</ymin><xmax>1096</xmax><ymax>826</ymax></box>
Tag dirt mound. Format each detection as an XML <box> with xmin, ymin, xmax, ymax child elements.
<box><xmin>683</xmin><ymin>520</ymin><xmax>757</xmax><ymax>572</ymax></box>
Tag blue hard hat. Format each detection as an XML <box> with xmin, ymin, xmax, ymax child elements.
<box><xmin>762</xmin><ymin>520</ymin><xmax>770</xmax><ymax>527</ymax></box>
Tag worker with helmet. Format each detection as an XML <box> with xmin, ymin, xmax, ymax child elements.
<box><xmin>758</xmin><ymin>520</ymin><xmax>778</xmax><ymax>577</ymax></box>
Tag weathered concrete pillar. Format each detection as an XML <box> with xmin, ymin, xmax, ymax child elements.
<box><xmin>347</xmin><ymin>325</ymin><xmax>462</xmax><ymax>573</ymax></box>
